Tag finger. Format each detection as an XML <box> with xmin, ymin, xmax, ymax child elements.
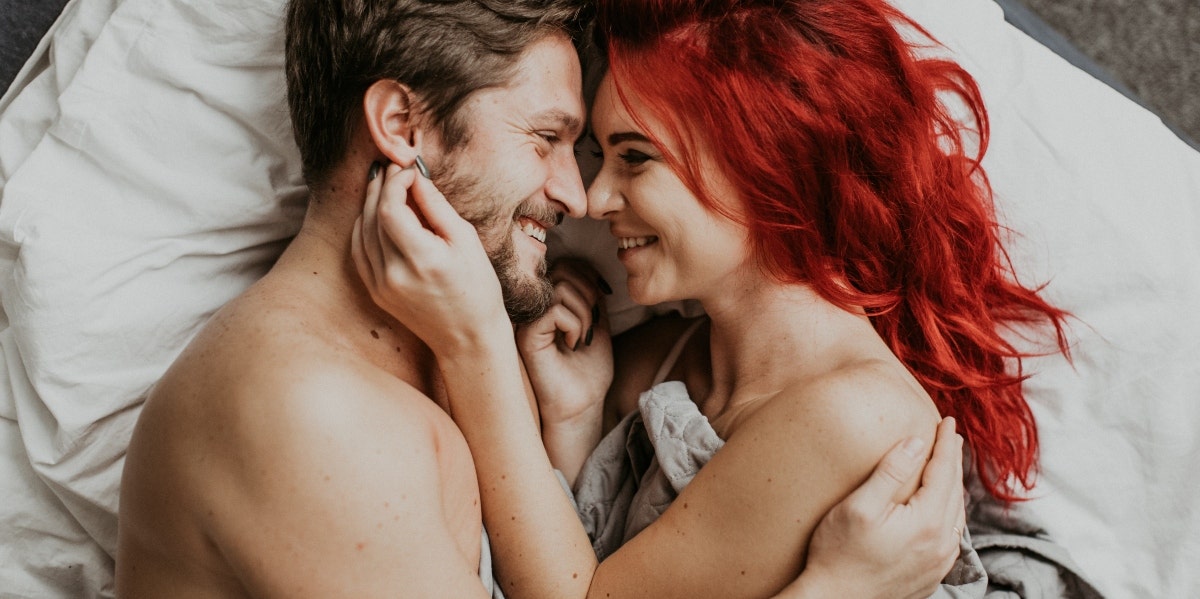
<box><xmin>552</xmin><ymin>279</ymin><xmax>596</xmax><ymax>335</ymax></box>
<box><xmin>351</xmin><ymin>215</ymin><xmax>374</xmax><ymax>293</ymax></box>
<box><xmin>941</xmin><ymin>488</ymin><xmax>967</xmax><ymax>577</ymax></box>
<box><xmin>911</xmin><ymin>418</ymin><xmax>960</xmax><ymax>509</ymax></box>
<box><xmin>408</xmin><ymin>169</ymin><xmax>474</xmax><ymax>241</ymax></box>
<box><xmin>361</xmin><ymin>162</ymin><xmax>388</xmax><ymax>281</ymax></box>
<box><xmin>375</xmin><ymin>165</ymin><xmax>438</xmax><ymax>259</ymax></box>
<box><xmin>842</xmin><ymin>435</ymin><xmax>928</xmax><ymax>517</ymax></box>
<box><xmin>550</xmin><ymin>266</ymin><xmax>602</xmax><ymax>317</ymax></box>
<box><xmin>542</xmin><ymin>303</ymin><xmax>586</xmax><ymax>350</ymax></box>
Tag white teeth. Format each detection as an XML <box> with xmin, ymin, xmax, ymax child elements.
<box><xmin>520</xmin><ymin>221</ymin><xmax>547</xmax><ymax>243</ymax></box>
<box><xmin>618</xmin><ymin>236</ymin><xmax>656</xmax><ymax>250</ymax></box>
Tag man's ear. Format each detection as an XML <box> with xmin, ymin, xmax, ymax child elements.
<box><xmin>362</xmin><ymin>80</ymin><xmax>425</xmax><ymax>168</ymax></box>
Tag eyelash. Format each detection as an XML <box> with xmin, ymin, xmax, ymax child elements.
<box><xmin>616</xmin><ymin>150</ymin><xmax>650</xmax><ymax>167</ymax></box>
<box><xmin>583</xmin><ymin>146</ymin><xmax>651</xmax><ymax>166</ymax></box>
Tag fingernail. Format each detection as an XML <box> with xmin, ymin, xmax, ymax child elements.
<box><xmin>901</xmin><ymin>437</ymin><xmax>926</xmax><ymax>458</ymax></box>
<box><xmin>368</xmin><ymin>161</ymin><xmax>381</xmax><ymax>181</ymax></box>
<box><xmin>573</xmin><ymin>338</ymin><xmax>581</xmax><ymax>351</ymax></box>
<box><xmin>597</xmin><ymin>276</ymin><xmax>613</xmax><ymax>295</ymax></box>
<box><xmin>414</xmin><ymin>155</ymin><xmax>431</xmax><ymax>179</ymax></box>
<box><xmin>585</xmin><ymin>326</ymin><xmax>594</xmax><ymax>347</ymax></box>
<box><xmin>591</xmin><ymin>304</ymin><xmax>600</xmax><ymax>321</ymax></box>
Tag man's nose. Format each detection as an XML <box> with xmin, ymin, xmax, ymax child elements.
<box><xmin>546</xmin><ymin>150</ymin><xmax>587</xmax><ymax>218</ymax></box>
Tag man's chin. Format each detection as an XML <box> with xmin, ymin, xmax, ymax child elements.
<box><xmin>500</xmin><ymin>272</ymin><xmax>554</xmax><ymax>325</ymax></box>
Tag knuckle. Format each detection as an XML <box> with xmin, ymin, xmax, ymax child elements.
<box><xmin>841</xmin><ymin>500</ymin><xmax>874</xmax><ymax>527</ymax></box>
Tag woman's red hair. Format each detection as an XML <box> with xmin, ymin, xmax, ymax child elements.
<box><xmin>596</xmin><ymin>0</ymin><xmax>1070</xmax><ymax>502</ymax></box>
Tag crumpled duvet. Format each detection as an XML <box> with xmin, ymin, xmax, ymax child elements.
<box><xmin>572</xmin><ymin>381</ymin><xmax>1105</xmax><ymax>598</ymax></box>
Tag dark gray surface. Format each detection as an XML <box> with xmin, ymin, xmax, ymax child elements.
<box><xmin>0</xmin><ymin>0</ymin><xmax>70</xmax><ymax>97</ymax></box>
<box><xmin>1014</xmin><ymin>0</ymin><xmax>1199</xmax><ymax>147</ymax></box>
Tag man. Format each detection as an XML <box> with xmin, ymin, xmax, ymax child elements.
<box><xmin>115</xmin><ymin>1</ymin><xmax>963</xmax><ymax>596</ymax></box>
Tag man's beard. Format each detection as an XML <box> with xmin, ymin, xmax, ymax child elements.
<box><xmin>433</xmin><ymin>163</ymin><xmax>555</xmax><ymax>324</ymax></box>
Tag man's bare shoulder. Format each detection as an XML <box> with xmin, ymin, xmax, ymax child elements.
<box><xmin>119</xmin><ymin>290</ymin><xmax>485</xmax><ymax>597</ymax></box>
<box><xmin>140</xmin><ymin>288</ymin><xmax>454</xmax><ymax>487</ymax></box>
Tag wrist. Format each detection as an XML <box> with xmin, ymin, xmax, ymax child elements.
<box><xmin>775</xmin><ymin>566</ymin><xmax>844</xmax><ymax>599</ymax></box>
<box><xmin>540</xmin><ymin>399</ymin><xmax>604</xmax><ymax>431</ymax></box>
<box><xmin>432</xmin><ymin>321</ymin><xmax>518</xmax><ymax>362</ymax></box>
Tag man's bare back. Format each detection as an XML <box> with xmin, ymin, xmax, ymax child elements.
<box><xmin>116</xmin><ymin>256</ymin><xmax>489</xmax><ymax>597</ymax></box>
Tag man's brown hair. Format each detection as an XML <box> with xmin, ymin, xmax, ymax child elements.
<box><xmin>285</xmin><ymin>0</ymin><xmax>588</xmax><ymax>186</ymax></box>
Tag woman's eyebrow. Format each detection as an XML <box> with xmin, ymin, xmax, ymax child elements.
<box><xmin>607</xmin><ymin>131</ymin><xmax>651</xmax><ymax>145</ymax></box>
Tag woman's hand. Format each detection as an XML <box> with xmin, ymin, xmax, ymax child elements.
<box><xmin>517</xmin><ymin>259</ymin><xmax>614</xmax><ymax>425</ymax></box>
<box><xmin>351</xmin><ymin>162</ymin><xmax>511</xmax><ymax>355</ymax></box>
<box><xmin>781</xmin><ymin>417</ymin><xmax>966</xmax><ymax>599</ymax></box>
<box><xmin>516</xmin><ymin>259</ymin><xmax>614</xmax><ymax>484</ymax></box>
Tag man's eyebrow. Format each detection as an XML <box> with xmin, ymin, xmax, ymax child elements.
<box><xmin>607</xmin><ymin>131</ymin><xmax>651</xmax><ymax>145</ymax></box>
<box><xmin>534</xmin><ymin>109</ymin><xmax>584</xmax><ymax>138</ymax></box>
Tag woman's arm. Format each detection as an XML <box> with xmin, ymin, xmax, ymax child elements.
<box><xmin>354</xmin><ymin>164</ymin><xmax>601</xmax><ymax>597</ymax></box>
<box><xmin>354</xmin><ymin>166</ymin><xmax>964</xmax><ymax>598</ymax></box>
<box><xmin>514</xmin><ymin>260</ymin><xmax>614</xmax><ymax>485</ymax></box>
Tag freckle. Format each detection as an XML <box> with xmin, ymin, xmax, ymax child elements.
<box><xmin>207</xmin><ymin>510</ymin><xmax>214</xmax><ymax>516</ymax></box>
<box><xmin>741</xmin><ymin>570</ymin><xmax>746</xmax><ymax>575</ymax></box>
<box><xmin>312</xmin><ymin>271</ymin><xmax>318</xmax><ymax>275</ymax></box>
<box><xmin>384</xmin><ymin>502</ymin><xmax>390</xmax><ymax>508</ymax></box>
<box><xmin>370</xmin><ymin>329</ymin><xmax>380</xmax><ymax>339</ymax></box>
<box><xmin>572</xmin><ymin>572</ymin><xmax>578</xmax><ymax>579</ymax></box>
<box><xmin>396</xmin><ymin>346</ymin><xmax>402</xmax><ymax>352</ymax></box>
<box><xmin>767</xmin><ymin>478</ymin><xmax>773</xmax><ymax>483</ymax></box>
<box><xmin>324</xmin><ymin>475</ymin><xmax>330</xmax><ymax>481</ymax></box>
<box><xmin>683</xmin><ymin>502</ymin><xmax>688</xmax><ymax>509</ymax></box>
<box><xmin>356</xmin><ymin>542</ymin><xmax>366</xmax><ymax>551</ymax></box>
<box><xmin>501</xmin><ymin>475</ymin><xmax>506</xmax><ymax>480</ymax></box>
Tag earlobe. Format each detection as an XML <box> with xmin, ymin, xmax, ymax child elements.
<box><xmin>362</xmin><ymin>79</ymin><xmax>423</xmax><ymax>168</ymax></box>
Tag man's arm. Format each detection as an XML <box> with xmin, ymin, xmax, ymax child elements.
<box><xmin>204</xmin><ymin>369</ymin><xmax>490</xmax><ymax>598</ymax></box>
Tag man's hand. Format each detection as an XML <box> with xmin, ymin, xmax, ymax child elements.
<box><xmin>780</xmin><ymin>417</ymin><xmax>966</xmax><ymax>599</ymax></box>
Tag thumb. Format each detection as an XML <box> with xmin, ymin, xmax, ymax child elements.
<box><xmin>409</xmin><ymin>171</ymin><xmax>473</xmax><ymax>241</ymax></box>
<box><xmin>846</xmin><ymin>436</ymin><xmax>926</xmax><ymax>513</ymax></box>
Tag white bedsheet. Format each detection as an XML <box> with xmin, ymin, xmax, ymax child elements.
<box><xmin>1</xmin><ymin>0</ymin><xmax>1197</xmax><ymax>597</ymax></box>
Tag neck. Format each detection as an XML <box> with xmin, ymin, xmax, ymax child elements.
<box><xmin>698</xmin><ymin>275</ymin><xmax>876</xmax><ymax>415</ymax></box>
<box><xmin>270</xmin><ymin>164</ymin><xmax>451</xmax><ymax>411</ymax></box>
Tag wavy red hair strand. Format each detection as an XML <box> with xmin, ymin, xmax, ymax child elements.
<box><xmin>596</xmin><ymin>0</ymin><xmax>1071</xmax><ymax>502</ymax></box>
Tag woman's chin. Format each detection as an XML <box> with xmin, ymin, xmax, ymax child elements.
<box><xmin>626</xmin><ymin>281</ymin><xmax>673</xmax><ymax>308</ymax></box>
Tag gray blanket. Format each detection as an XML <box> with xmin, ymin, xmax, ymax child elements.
<box><xmin>571</xmin><ymin>381</ymin><xmax>1105</xmax><ymax>598</ymax></box>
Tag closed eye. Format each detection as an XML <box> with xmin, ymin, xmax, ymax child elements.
<box><xmin>618</xmin><ymin>150</ymin><xmax>651</xmax><ymax>166</ymax></box>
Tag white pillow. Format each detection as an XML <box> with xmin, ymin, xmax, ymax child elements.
<box><xmin>0</xmin><ymin>0</ymin><xmax>304</xmax><ymax>595</ymax></box>
<box><xmin>0</xmin><ymin>0</ymin><xmax>1197</xmax><ymax>596</ymax></box>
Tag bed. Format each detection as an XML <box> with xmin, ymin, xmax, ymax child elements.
<box><xmin>0</xmin><ymin>0</ymin><xmax>1197</xmax><ymax>597</ymax></box>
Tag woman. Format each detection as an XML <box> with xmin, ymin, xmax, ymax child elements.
<box><xmin>354</xmin><ymin>0</ymin><xmax>1069</xmax><ymax>596</ymax></box>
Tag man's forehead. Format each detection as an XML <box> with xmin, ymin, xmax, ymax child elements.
<box><xmin>505</xmin><ymin>35</ymin><xmax>585</xmax><ymax>108</ymax></box>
